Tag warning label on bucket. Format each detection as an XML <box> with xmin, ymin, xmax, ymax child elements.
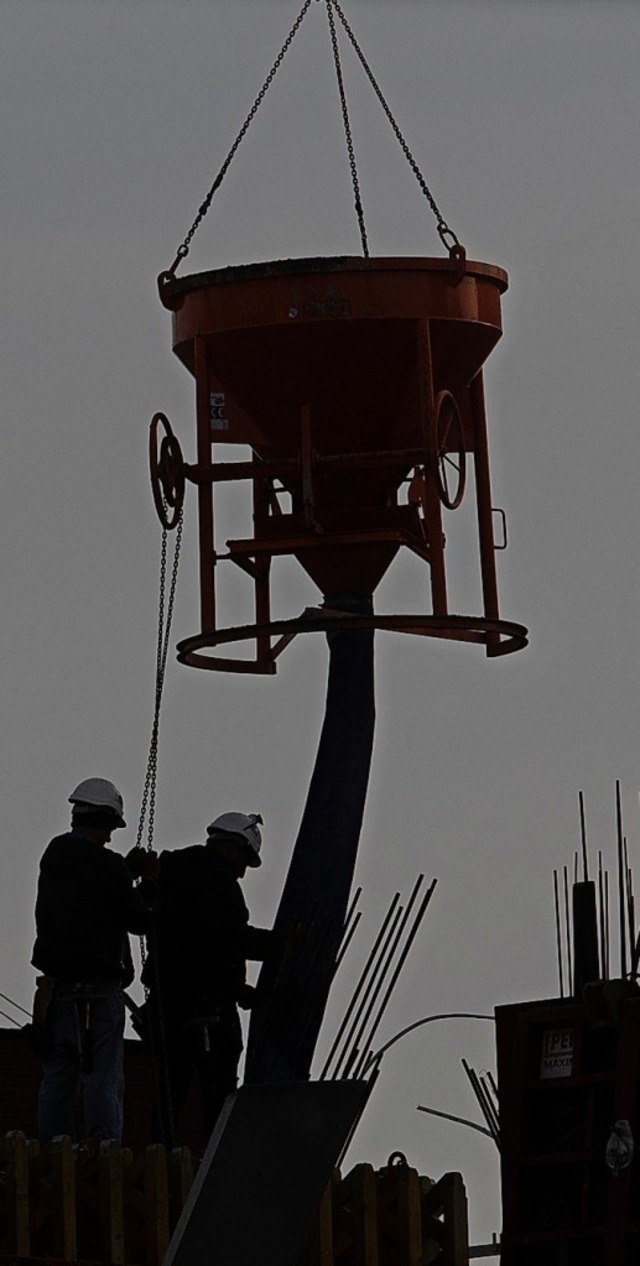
<box><xmin>540</xmin><ymin>1028</ymin><xmax>575</xmax><ymax>1079</ymax></box>
<box><xmin>210</xmin><ymin>392</ymin><xmax>229</xmax><ymax>431</ymax></box>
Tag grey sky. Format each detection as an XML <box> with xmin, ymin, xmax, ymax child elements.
<box><xmin>2</xmin><ymin>0</ymin><xmax>640</xmax><ymax>1242</ymax></box>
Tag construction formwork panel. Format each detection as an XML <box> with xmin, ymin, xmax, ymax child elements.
<box><xmin>496</xmin><ymin>994</ymin><xmax>640</xmax><ymax>1266</ymax></box>
<box><xmin>162</xmin><ymin>1080</ymin><xmax>371</xmax><ymax>1266</ymax></box>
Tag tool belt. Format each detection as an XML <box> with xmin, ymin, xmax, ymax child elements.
<box><xmin>24</xmin><ymin>976</ymin><xmax>120</xmax><ymax>1070</ymax></box>
<box><xmin>53</xmin><ymin>977</ymin><xmax>120</xmax><ymax>999</ymax></box>
<box><xmin>54</xmin><ymin>979</ymin><xmax>121</xmax><ymax>1074</ymax></box>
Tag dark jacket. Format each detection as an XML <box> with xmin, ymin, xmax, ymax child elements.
<box><xmin>147</xmin><ymin>845</ymin><xmax>273</xmax><ymax>1011</ymax></box>
<box><xmin>31</xmin><ymin>831</ymin><xmax>154</xmax><ymax>985</ymax></box>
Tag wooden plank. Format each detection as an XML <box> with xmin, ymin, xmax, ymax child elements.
<box><xmin>420</xmin><ymin>1176</ymin><xmax>443</xmax><ymax>1263</ymax></box>
<box><xmin>335</xmin><ymin>1163</ymin><xmax>378</xmax><ymax>1266</ymax></box>
<box><xmin>122</xmin><ymin>1145</ymin><xmax>145</xmax><ymax>1266</ymax></box>
<box><xmin>1</xmin><ymin>1130</ymin><xmax>31</xmax><ymax>1256</ymax></box>
<box><xmin>377</xmin><ymin>1163</ymin><xmax>422</xmax><ymax>1266</ymax></box>
<box><xmin>438</xmin><ymin>1173</ymin><xmax>469</xmax><ymax>1266</ymax></box>
<box><xmin>169</xmin><ymin>1146</ymin><xmax>194</xmax><ymax>1229</ymax></box>
<box><xmin>49</xmin><ymin>1136</ymin><xmax>77</xmax><ymax>1260</ymax></box>
<box><xmin>302</xmin><ymin>1170</ymin><xmax>338</xmax><ymax>1266</ymax></box>
<box><xmin>99</xmin><ymin>1140</ymin><xmax>125</xmax><ymax>1265</ymax></box>
<box><xmin>145</xmin><ymin>1143</ymin><xmax>170</xmax><ymax>1266</ymax></box>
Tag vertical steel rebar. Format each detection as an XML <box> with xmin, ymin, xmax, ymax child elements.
<box><xmin>598</xmin><ymin>852</ymin><xmax>607</xmax><ymax>981</ymax></box>
<box><xmin>563</xmin><ymin>866</ymin><xmax>573</xmax><ymax>995</ymax></box>
<box><xmin>352</xmin><ymin>878</ymin><xmax>437</xmax><ymax>1078</ymax></box>
<box><xmin>553</xmin><ymin>870</ymin><xmax>565</xmax><ymax>998</ymax></box>
<box><xmin>329</xmin><ymin>898</ymin><xmax>405</xmax><ymax>1080</ymax></box>
<box><xmin>320</xmin><ymin>891</ymin><xmax>402</xmax><ymax>1079</ymax></box>
<box><xmin>604</xmin><ymin>869</ymin><xmax>611</xmax><ymax>980</ymax></box>
<box><xmin>339</xmin><ymin>877</ymin><xmax>428</xmax><ymax>1079</ymax></box>
<box><xmin>333</xmin><ymin>910</ymin><xmax>362</xmax><ymax>977</ymax></box>
<box><xmin>335</xmin><ymin>900</ymin><xmax>408</xmax><ymax>1079</ymax></box>
<box><xmin>616</xmin><ymin>781</ymin><xmax>627</xmax><ymax>977</ymax></box>
<box><xmin>461</xmin><ymin>1059</ymin><xmax>500</xmax><ymax>1144</ymax></box>
<box><xmin>624</xmin><ymin>838</ymin><xmax>635</xmax><ymax>970</ymax></box>
<box><xmin>579</xmin><ymin>791</ymin><xmax>589</xmax><ymax>881</ymax></box>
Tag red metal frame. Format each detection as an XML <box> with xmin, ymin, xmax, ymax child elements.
<box><xmin>155</xmin><ymin>255</ymin><xmax>527</xmax><ymax>672</ymax></box>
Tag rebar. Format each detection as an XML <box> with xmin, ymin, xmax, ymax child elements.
<box><xmin>563</xmin><ymin>866</ymin><xmax>572</xmax><ymax>995</ymax></box>
<box><xmin>352</xmin><ymin>878</ymin><xmax>437</xmax><ymax>1078</ymax></box>
<box><xmin>319</xmin><ymin>890</ymin><xmax>401</xmax><ymax>1079</ymax></box>
<box><xmin>597</xmin><ymin>852</ymin><xmax>606</xmax><ymax>981</ymax></box>
<box><xmin>579</xmin><ymin>791</ymin><xmax>589</xmax><ymax>881</ymax></box>
<box><xmin>462</xmin><ymin>1059</ymin><xmax>500</xmax><ymax>1143</ymax></box>
<box><xmin>616</xmin><ymin>781</ymin><xmax>628</xmax><ymax>977</ymax></box>
<box><xmin>553</xmin><ymin>869</ymin><xmax>564</xmax><ymax>997</ymax></box>
<box><xmin>333</xmin><ymin>898</ymin><xmax>406</xmax><ymax>1079</ymax></box>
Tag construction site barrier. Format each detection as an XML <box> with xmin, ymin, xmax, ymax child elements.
<box><xmin>0</xmin><ymin>1133</ymin><xmax>468</xmax><ymax>1265</ymax></box>
<box><xmin>303</xmin><ymin>1160</ymin><xmax>469</xmax><ymax>1266</ymax></box>
<box><xmin>0</xmin><ymin>1131</ymin><xmax>193</xmax><ymax>1266</ymax></box>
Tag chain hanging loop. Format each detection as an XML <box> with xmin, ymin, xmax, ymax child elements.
<box><xmin>162</xmin><ymin>0</ymin><xmax>316</xmax><ymax>279</ymax></box>
<box><xmin>135</xmin><ymin>514</ymin><xmax>183</xmax><ymax>856</ymax></box>
<box><xmin>330</xmin><ymin>0</ymin><xmax>464</xmax><ymax>257</ymax></box>
<box><xmin>134</xmin><ymin>506</ymin><xmax>183</xmax><ymax>1150</ymax></box>
<box><xmin>325</xmin><ymin>0</ymin><xmax>369</xmax><ymax>258</ymax></box>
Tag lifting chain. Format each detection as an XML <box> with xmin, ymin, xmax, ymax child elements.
<box><xmin>135</xmin><ymin>512</ymin><xmax>183</xmax><ymax>1150</ymax></box>
<box><xmin>162</xmin><ymin>0</ymin><xmax>463</xmax><ymax>273</ymax></box>
<box><xmin>136</xmin><ymin>514</ymin><xmax>183</xmax><ymax>856</ymax></box>
<box><xmin>325</xmin><ymin>0</ymin><xmax>369</xmax><ymax>257</ymax></box>
<box><xmin>163</xmin><ymin>0</ymin><xmax>316</xmax><ymax>278</ymax></box>
<box><xmin>329</xmin><ymin>0</ymin><xmax>463</xmax><ymax>256</ymax></box>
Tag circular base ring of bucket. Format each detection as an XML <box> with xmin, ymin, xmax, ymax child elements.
<box><xmin>177</xmin><ymin>611</ymin><xmax>528</xmax><ymax>672</ymax></box>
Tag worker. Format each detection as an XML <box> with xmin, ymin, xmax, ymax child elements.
<box><xmin>145</xmin><ymin>812</ymin><xmax>277</xmax><ymax>1143</ymax></box>
<box><xmin>31</xmin><ymin>778</ymin><xmax>158</xmax><ymax>1145</ymax></box>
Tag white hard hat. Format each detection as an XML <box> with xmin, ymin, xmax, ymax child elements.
<box><xmin>68</xmin><ymin>778</ymin><xmax>126</xmax><ymax>828</ymax></box>
<box><xmin>207</xmin><ymin>812</ymin><xmax>263</xmax><ymax>867</ymax></box>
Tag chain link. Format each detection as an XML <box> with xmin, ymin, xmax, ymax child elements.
<box><xmin>136</xmin><ymin>515</ymin><xmax>183</xmax><ymax>855</ymax></box>
<box><xmin>329</xmin><ymin>0</ymin><xmax>462</xmax><ymax>253</ymax></box>
<box><xmin>167</xmin><ymin>0</ymin><xmax>315</xmax><ymax>274</ymax></box>
<box><xmin>165</xmin><ymin>0</ymin><xmax>461</xmax><ymax>272</ymax></box>
<box><xmin>135</xmin><ymin>512</ymin><xmax>183</xmax><ymax>1149</ymax></box>
<box><xmin>325</xmin><ymin>0</ymin><xmax>369</xmax><ymax>258</ymax></box>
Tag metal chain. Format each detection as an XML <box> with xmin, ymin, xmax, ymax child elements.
<box><xmin>136</xmin><ymin>514</ymin><xmax>183</xmax><ymax>855</ymax></box>
<box><xmin>166</xmin><ymin>0</ymin><xmax>316</xmax><ymax>276</ymax></box>
<box><xmin>135</xmin><ymin>513</ymin><xmax>183</xmax><ymax>1149</ymax></box>
<box><xmin>330</xmin><ymin>0</ymin><xmax>462</xmax><ymax>254</ymax></box>
<box><xmin>325</xmin><ymin>0</ymin><xmax>369</xmax><ymax>258</ymax></box>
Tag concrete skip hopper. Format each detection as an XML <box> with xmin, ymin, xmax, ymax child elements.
<box><xmin>152</xmin><ymin>255</ymin><xmax>528</xmax><ymax>671</ymax></box>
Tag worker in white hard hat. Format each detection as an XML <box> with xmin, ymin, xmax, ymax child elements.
<box><xmin>143</xmin><ymin>812</ymin><xmax>277</xmax><ymax>1144</ymax></box>
<box><xmin>31</xmin><ymin>779</ymin><xmax>159</xmax><ymax>1145</ymax></box>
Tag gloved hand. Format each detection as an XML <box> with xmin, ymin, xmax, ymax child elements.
<box><xmin>125</xmin><ymin>847</ymin><xmax>160</xmax><ymax>880</ymax></box>
<box><xmin>138</xmin><ymin>852</ymin><xmax>161</xmax><ymax>881</ymax></box>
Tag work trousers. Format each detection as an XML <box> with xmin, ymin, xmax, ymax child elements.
<box><xmin>155</xmin><ymin>1001</ymin><xmax>242</xmax><ymax>1144</ymax></box>
<box><xmin>37</xmin><ymin>984</ymin><xmax>125</xmax><ymax>1142</ymax></box>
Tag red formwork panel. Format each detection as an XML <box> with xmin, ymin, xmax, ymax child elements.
<box><xmin>496</xmin><ymin>993</ymin><xmax>640</xmax><ymax>1266</ymax></box>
